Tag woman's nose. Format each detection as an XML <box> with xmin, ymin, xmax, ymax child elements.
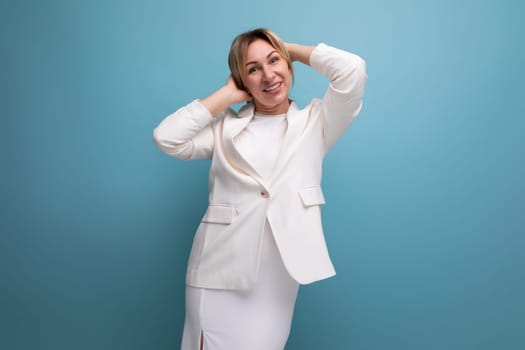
<box><xmin>262</xmin><ymin>67</ymin><xmax>275</xmax><ymax>81</ymax></box>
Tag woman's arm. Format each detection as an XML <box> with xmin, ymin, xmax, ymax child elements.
<box><xmin>200</xmin><ymin>76</ymin><xmax>251</xmax><ymax>117</ymax></box>
<box><xmin>304</xmin><ymin>43</ymin><xmax>367</xmax><ymax>152</ymax></box>
<box><xmin>153</xmin><ymin>77</ymin><xmax>250</xmax><ymax>160</ymax></box>
<box><xmin>286</xmin><ymin>43</ymin><xmax>315</xmax><ymax>66</ymax></box>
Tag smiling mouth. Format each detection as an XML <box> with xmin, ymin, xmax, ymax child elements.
<box><xmin>263</xmin><ymin>82</ymin><xmax>282</xmax><ymax>92</ymax></box>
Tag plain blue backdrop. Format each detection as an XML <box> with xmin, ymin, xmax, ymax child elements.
<box><xmin>3</xmin><ymin>0</ymin><xmax>524</xmax><ymax>349</ymax></box>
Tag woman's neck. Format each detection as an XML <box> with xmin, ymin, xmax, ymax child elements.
<box><xmin>254</xmin><ymin>99</ymin><xmax>291</xmax><ymax>115</ymax></box>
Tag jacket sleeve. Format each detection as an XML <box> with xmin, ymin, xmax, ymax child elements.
<box><xmin>152</xmin><ymin>99</ymin><xmax>215</xmax><ymax>160</ymax></box>
<box><xmin>309</xmin><ymin>43</ymin><xmax>368</xmax><ymax>153</ymax></box>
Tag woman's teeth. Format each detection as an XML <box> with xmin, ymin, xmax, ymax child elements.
<box><xmin>264</xmin><ymin>83</ymin><xmax>281</xmax><ymax>92</ymax></box>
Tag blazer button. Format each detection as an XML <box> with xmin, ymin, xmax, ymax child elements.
<box><xmin>260</xmin><ymin>191</ymin><xmax>269</xmax><ymax>198</ymax></box>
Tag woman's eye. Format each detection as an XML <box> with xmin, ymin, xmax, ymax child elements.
<box><xmin>248</xmin><ymin>66</ymin><xmax>259</xmax><ymax>74</ymax></box>
<box><xmin>270</xmin><ymin>56</ymin><xmax>279</xmax><ymax>64</ymax></box>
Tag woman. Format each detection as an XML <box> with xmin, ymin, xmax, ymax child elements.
<box><xmin>153</xmin><ymin>28</ymin><xmax>367</xmax><ymax>350</ymax></box>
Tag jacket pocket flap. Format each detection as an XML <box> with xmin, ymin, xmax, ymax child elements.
<box><xmin>202</xmin><ymin>204</ymin><xmax>235</xmax><ymax>224</ymax></box>
<box><xmin>299</xmin><ymin>186</ymin><xmax>326</xmax><ymax>206</ymax></box>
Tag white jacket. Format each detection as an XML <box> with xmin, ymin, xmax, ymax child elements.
<box><xmin>153</xmin><ymin>43</ymin><xmax>367</xmax><ymax>290</ymax></box>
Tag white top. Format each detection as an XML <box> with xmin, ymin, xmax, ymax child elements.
<box><xmin>234</xmin><ymin>114</ymin><xmax>287</xmax><ymax>180</ymax></box>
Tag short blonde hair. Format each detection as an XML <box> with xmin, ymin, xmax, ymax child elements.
<box><xmin>228</xmin><ymin>28</ymin><xmax>293</xmax><ymax>90</ymax></box>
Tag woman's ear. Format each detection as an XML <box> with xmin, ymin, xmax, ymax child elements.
<box><xmin>240</xmin><ymin>82</ymin><xmax>252</xmax><ymax>97</ymax></box>
<box><xmin>234</xmin><ymin>76</ymin><xmax>245</xmax><ymax>91</ymax></box>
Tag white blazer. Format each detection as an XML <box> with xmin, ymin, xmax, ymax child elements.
<box><xmin>153</xmin><ymin>43</ymin><xmax>367</xmax><ymax>290</ymax></box>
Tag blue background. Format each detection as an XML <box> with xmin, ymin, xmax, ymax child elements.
<box><xmin>3</xmin><ymin>0</ymin><xmax>524</xmax><ymax>349</ymax></box>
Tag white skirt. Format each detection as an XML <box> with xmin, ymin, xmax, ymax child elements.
<box><xmin>181</xmin><ymin>221</ymin><xmax>299</xmax><ymax>350</ymax></box>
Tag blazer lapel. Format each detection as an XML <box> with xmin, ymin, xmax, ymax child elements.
<box><xmin>222</xmin><ymin>103</ymin><xmax>267</xmax><ymax>188</ymax></box>
<box><xmin>221</xmin><ymin>101</ymin><xmax>306</xmax><ymax>190</ymax></box>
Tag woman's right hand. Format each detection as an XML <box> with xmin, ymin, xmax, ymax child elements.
<box><xmin>224</xmin><ymin>76</ymin><xmax>251</xmax><ymax>105</ymax></box>
<box><xmin>200</xmin><ymin>76</ymin><xmax>251</xmax><ymax>117</ymax></box>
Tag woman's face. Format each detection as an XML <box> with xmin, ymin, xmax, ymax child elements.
<box><xmin>242</xmin><ymin>39</ymin><xmax>292</xmax><ymax>115</ymax></box>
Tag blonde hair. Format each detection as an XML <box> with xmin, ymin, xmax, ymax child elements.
<box><xmin>228</xmin><ymin>28</ymin><xmax>293</xmax><ymax>90</ymax></box>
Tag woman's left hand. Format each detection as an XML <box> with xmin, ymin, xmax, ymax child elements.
<box><xmin>285</xmin><ymin>42</ymin><xmax>315</xmax><ymax>66</ymax></box>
